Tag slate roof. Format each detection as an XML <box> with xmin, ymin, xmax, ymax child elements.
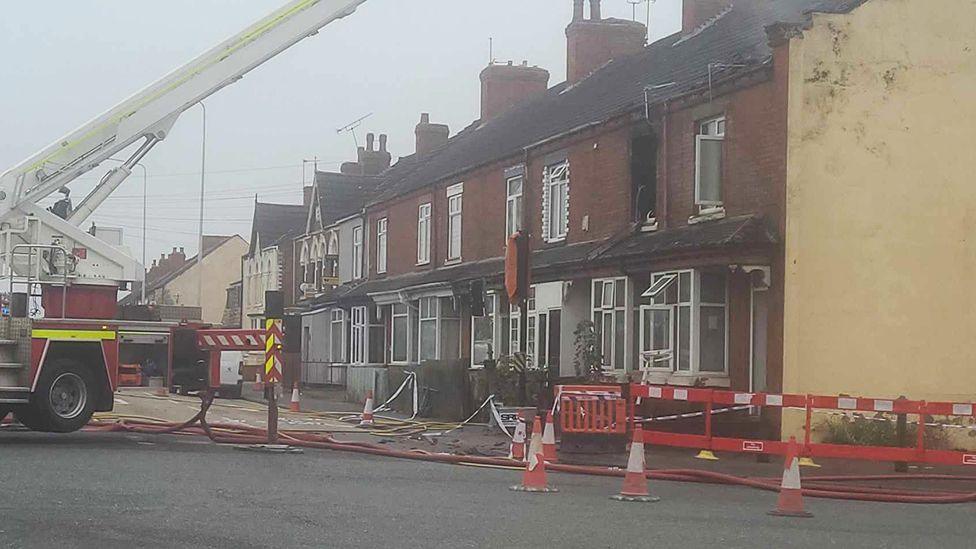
<box><xmin>371</xmin><ymin>0</ymin><xmax>866</xmax><ymax>204</ymax></box>
<box><xmin>600</xmin><ymin>215</ymin><xmax>777</xmax><ymax>262</ymax></box>
<box><xmin>314</xmin><ymin>171</ymin><xmax>383</xmax><ymax>227</ymax></box>
<box><xmin>249</xmin><ymin>202</ymin><xmax>307</xmax><ymax>255</ymax></box>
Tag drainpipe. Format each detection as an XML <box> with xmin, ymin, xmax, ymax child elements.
<box><xmin>659</xmin><ymin>99</ymin><xmax>670</xmax><ymax>228</ymax></box>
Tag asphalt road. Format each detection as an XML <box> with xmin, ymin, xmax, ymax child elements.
<box><xmin>1</xmin><ymin>431</ymin><xmax>973</xmax><ymax>549</ymax></box>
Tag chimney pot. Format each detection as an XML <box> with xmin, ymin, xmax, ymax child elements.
<box><xmin>573</xmin><ymin>0</ymin><xmax>584</xmax><ymax>21</ymax></box>
<box><xmin>366</xmin><ymin>132</ymin><xmax>375</xmax><ymax>151</ymax></box>
<box><xmin>420</xmin><ymin>113</ymin><xmax>430</xmax><ymax>124</ymax></box>
<box><xmin>172</xmin><ymin>247</ymin><xmax>177</xmax><ymax>254</ymax></box>
<box><xmin>590</xmin><ymin>0</ymin><xmax>602</xmax><ymax>20</ymax></box>
<box><xmin>379</xmin><ymin>134</ymin><xmax>388</xmax><ymax>152</ymax></box>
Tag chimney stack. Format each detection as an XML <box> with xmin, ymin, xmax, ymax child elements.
<box><xmin>480</xmin><ymin>61</ymin><xmax>550</xmax><ymax>121</ymax></box>
<box><xmin>415</xmin><ymin>113</ymin><xmax>449</xmax><ymax>158</ymax></box>
<box><xmin>682</xmin><ymin>0</ymin><xmax>732</xmax><ymax>34</ymax></box>
<box><xmin>566</xmin><ymin>0</ymin><xmax>646</xmax><ymax>85</ymax></box>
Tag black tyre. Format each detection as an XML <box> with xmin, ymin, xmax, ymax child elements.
<box><xmin>26</xmin><ymin>358</ymin><xmax>96</xmax><ymax>433</ymax></box>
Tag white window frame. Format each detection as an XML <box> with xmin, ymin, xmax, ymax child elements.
<box><xmin>418</xmin><ymin>296</ymin><xmax>439</xmax><ymax>362</ymax></box>
<box><xmin>390</xmin><ymin>302</ymin><xmax>410</xmax><ymax>364</ymax></box>
<box><xmin>352</xmin><ymin>226</ymin><xmax>364</xmax><ymax>280</ymax></box>
<box><xmin>542</xmin><ymin>161</ymin><xmax>570</xmax><ymax>243</ymax></box>
<box><xmin>639</xmin><ymin>269</ymin><xmax>728</xmax><ymax>376</ymax></box>
<box><xmin>417</xmin><ymin>202</ymin><xmax>431</xmax><ymax>265</ymax></box>
<box><xmin>695</xmin><ymin>116</ymin><xmax>726</xmax><ymax>211</ymax></box>
<box><xmin>330</xmin><ymin>309</ymin><xmax>346</xmax><ymax>363</ymax></box>
<box><xmin>592</xmin><ymin>278</ymin><xmax>628</xmax><ymax>371</ymax></box>
<box><xmin>350</xmin><ymin>306</ymin><xmax>367</xmax><ymax>365</ymax></box>
<box><xmin>447</xmin><ymin>183</ymin><xmax>463</xmax><ymax>263</ymax></box>
<box><xmin>470</xmin><ymin>294</ymin><xmax>496</xmax><ymax>369</ymax></box>
<box><xmin>506</xmin><ymin>174</ymin><xmax>523</xmax><ymax>239</ymax></box>
<box><xmin>376</xmin><ymin>218</ymin><xmax>388</xmax><ymax>274</ymax></box>
<box><xmin>508</xmin><ymin>287</ymin><xmax>537</xmax><ymax>364</ymax></box>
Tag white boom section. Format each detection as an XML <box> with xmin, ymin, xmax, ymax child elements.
<box><xmin>0</xmin><ymin>0</ymin><xmax>367</xmax><ymax>286</ymax></box>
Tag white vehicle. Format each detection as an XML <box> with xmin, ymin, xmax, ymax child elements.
<box><xmin>218</xmin><ymin>351</ymin><xmax>246</xmax><ymax>399</ymax></box>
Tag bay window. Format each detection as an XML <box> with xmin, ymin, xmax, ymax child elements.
<box><xmin>640</xmin><ymin>269</ymin><xmax>727</xmax><ymax>375</ymax></box>
<box><xmin>471</xmin><ymin>294</ymin><xmax>496</xmax><ymax>368</ymax></box>
<box><xmin>391</xmin><ymin>303</ymin><xmax>409</xmax><ymax>363</ymax></box>
<box><xmin>592</xmin><ymin>278</ymin><xmax>628</xmax><ymax>370</ymax></box>
<box><xmin>419</xmin><ymin>297</ymin><xmax>437</xmax><ymax>361</ymax></box>
<box><xmin>329</xmin><ymin>309</ymin><xmax>346</xmax><ymax>363</ymax></box>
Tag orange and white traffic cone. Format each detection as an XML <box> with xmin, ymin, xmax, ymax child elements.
<box><xmin>611</xmin><ymin>425</ymin><xmax>659</xmax><ymax>502</ymax></box>
<box><xmin>510</xmin><ymin>416</ymin><xmax>558</xmax><ymax>493</ymax></box>
<box><xmin>359</xmin><ymin>390</ymin><xmax>375</xmax><ymax>427</ymax></box>
<box><xmin>509</xmin><ymin>413</ymin><xmax>527</xmax><ymax>461</ymax></box>
<box><xmin>289</xmin><ymin>382</ymin><xmax>301</xmax><ymax>413</ymax></box>
<box><xmin>542</xmin><ymin>412</ymin><xmax>558</xmax><ymax>463</ymax></box>
<box><xmin>769</xmin><ymin>436</ymin><xmax>813</xmax><ymax>518</ymax></box>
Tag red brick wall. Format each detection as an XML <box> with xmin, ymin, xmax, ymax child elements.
<box><xmin>368</xmin><ymin>119</ymin><xmax>639</xmax><ymax>278</ymax></box>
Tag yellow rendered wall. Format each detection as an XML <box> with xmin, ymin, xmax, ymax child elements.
<box><xmin>159</xmin><ymin>236</ymin><xmax>248</xmax><ymax>325</ymax></box>
<box><xmin>782</xmin><ymin>0</ymin><xmax>976</xmax><ymax>435</ymax></box>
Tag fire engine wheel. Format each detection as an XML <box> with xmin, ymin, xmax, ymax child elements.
<box><xmin>26</xmin><ymin>359</ymin><xmax>96</xmax><ymax>433</ymax></box>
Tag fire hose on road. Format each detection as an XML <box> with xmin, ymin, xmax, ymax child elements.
<box><xmin>70</xmin><ymin>390</ymin><xmax>976</xmax><ymax>506</ymax></box>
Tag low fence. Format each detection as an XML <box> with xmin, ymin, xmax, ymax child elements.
<box><xmin>557</xmin><ymin>384</ymin><xmax>976</xmax><ymax>467</ymax></box>
<box><xmin>301</xmin><ymin>361</ymin><xmax>347</xmax><ymax>387</ymax></box>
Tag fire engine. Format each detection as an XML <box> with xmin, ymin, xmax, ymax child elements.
<box><xmin>0</xmin><ymin>0</ymin><xmax>367</xmax><ymax>432</ymax></box>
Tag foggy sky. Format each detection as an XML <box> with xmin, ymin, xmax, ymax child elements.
<box><xmin>0</xmin><ymin>0</ymin><xmax>681</xmax><ymax>264</ymax></box>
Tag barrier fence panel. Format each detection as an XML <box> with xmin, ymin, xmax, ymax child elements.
<box><xmin>557</xmin><ymin>385</ymin><xmax>628</xmax><ymax>435</ymax></box>
<box><xmin>627</xmin><ymin>384</ymin><xmax>976</xmax><ymax>467</ymax></box>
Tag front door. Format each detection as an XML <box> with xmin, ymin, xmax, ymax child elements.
<box><xmin>750</xmin><ymin>288</ymin><xmax>768</xmax><ymax>393</ymax></box>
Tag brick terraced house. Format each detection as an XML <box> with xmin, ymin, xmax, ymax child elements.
<box><xmin>294</xmin><ymin>0</ymin><xmax>976</xmax><ymax>440</ymax></box>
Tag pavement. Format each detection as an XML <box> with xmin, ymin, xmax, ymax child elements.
<box><xmin>2</xmin><ymin>430</ymin><xmax>976</xmax><ymax>549</ymax></box>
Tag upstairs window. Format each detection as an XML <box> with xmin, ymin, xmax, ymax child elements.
<box><xmin>352</xmin><ymin>225</ymin><xmax>363</xmax><ymax>280</ymax></box>
<box><xmin>447</xmin><ymin>183</ymin><xmax>463</xmax><ymax>262</ymax></box>
<box><xmin>417</xmin><ymin>203</ymin><xmax>431</xmax><ymax>265</ymax></box>
<box><xmin>506</xmin><ymin>174</ymin><xmax>523</xmax><ymax>238</ymax></box>
<box><xmin>695</xmin><ymin>116</ymin><xmax>725</xmax><ymax>212</ymax></box>
<box><xmin>543</xmin><ymin>161</ymin><xmax>569</xmax><ymax>243</ymax></box>
<box><xmin>376</xmin><ymin>218</ymin><xmax>388</xmax><ymax>274</ymax></box>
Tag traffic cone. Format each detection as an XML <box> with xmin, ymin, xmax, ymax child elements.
<box><xmin>611</xmin><ymin>425</ymin><xmax>659</xmax><ymax>503</ymax></box>
<box><xmin>769</xmin><ymin>436</ymin><xmax>813</xmax><ymax>518</ymax></box>
<box><xmin>289</xmin><ymin>382</ymin><xmax>301</xmax><ymax>412</ymax></box>
<box><xmin>359</xmin><ymin>390</ymin><xmax>375</xmax><ymax>427</ymax></box>
<box><xmin>542</xmin><ymin>412</ymin><xmax>558</xmax><ymax>462</ymax></box>
<box><xmin>509</xmin><ymin>413</ymin><xmax>526</xmax><ymax>461</ymax></box>
<box><xmin>510</xmin><ymin>416</ymin><xmax>558</xmax><ymax>493</ymax></box>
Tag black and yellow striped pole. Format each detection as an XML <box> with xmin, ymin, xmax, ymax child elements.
<box><xmin>265</xmin><ymin>291</ymin><xmax>284</xmax><ymax>444</ymax></box>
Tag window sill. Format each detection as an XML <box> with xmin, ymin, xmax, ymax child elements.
<box><xmin>668</xmin><ymin>373</ymin><xmax>731</xmax><ymax>388</ymax></box>
<box><xmin>640</xmin><ymin>218</ymin><xmax>659</xmax><ymax>233</ymax></box>
<box><xmin>688</xmin><ymin>206</ymin><xmax>726</xmax><ymax>225</ymax></box>
<box><xmin>416</xmin><ymin>261</ymin><xmax>431</xmax><ymax>267</ymax></box>
<box><xmin>444</xmin><ymin>258</ymin><xmax>462</xmax><ymax>266</ymax></box>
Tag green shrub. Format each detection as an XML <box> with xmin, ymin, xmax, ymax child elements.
<box><xmin>817</xmin><ymin>414</ymin><xmax>949</xmax><ymax>449</ymax></box>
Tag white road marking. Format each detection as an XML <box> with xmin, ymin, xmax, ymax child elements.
<box><xmin>114</xmin><ymin>397</ymin><xmax>130</xmax><ymax>405</ymax></box>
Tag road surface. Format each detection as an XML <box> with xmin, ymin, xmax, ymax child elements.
<box><xmin>1</xmin><ymin>431</ymin><xmax>973</xmax><ymax>548</ymax></box>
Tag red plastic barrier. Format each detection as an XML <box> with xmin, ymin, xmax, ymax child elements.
<box><xmin>590</xmin><ymin>384</ymin><xmax>976</xmax><ymax>467</ymax></box>
<box><xmin>557</xmin><ymin>385</ymin><xmax>628</xmax><ymax>435</ymax></box>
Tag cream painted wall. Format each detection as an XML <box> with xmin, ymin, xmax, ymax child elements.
<box><xmin>160</xmin><ymin>236</ymin><xmax>248</xmax><ymax>325</ymax></box>
<box><xmin>783</xmin><ymin>0</ymin><xmax>976</xmax><ymax>423</ymax></box>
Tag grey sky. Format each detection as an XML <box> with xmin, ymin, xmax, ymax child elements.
<box><xmin>0</xmin><ymin>0</ymin><xmax>681</xmax><ymax>264</ymax></box>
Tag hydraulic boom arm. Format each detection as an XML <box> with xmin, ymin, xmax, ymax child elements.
<box><xmin>0</xmin><ymin>0</ymin><xmax>367</xmax><ymax>286</ymax></box>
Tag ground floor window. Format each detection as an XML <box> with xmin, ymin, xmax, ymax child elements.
<box><xmin>640</xmin><ymin>269</ymin><xmax>727</xmax><ymax>375</ymax></box>
<box><xmin>330</xmin><ymin>309</ymin><xmax>346</xmax><ymax>363</ymax></box>
<box><xmin>419</xmin><ymin>297</ymin><xmax>437</xmax><ymax>362</ymax></box>
<box><xmin>368</xmin><ymin>306</ymin><xmax>385</xmax><ymax>364</ymax></box>
<box><xmin>416</xmin><ymin>296</ymin><xmax>461</xmax><ymax>363</ymax></box>
<box><xmin>471</xmin><ymin>294</ymin><xmax>496</xmax><ymax>368</ymax></box>
<box><xmin>592</xmin><ymin>278</ymin><xmax>628</xmax><ymax>370</ymax></box>
<box><xmin>351</xmin><ymin>306</ymin><xmax>367</xmax><ymax>364</ymax></box>
<box><xmin>391</xmin><ymin>303</ymin><xmax>409</xmax><ymax>363</ymax></box>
